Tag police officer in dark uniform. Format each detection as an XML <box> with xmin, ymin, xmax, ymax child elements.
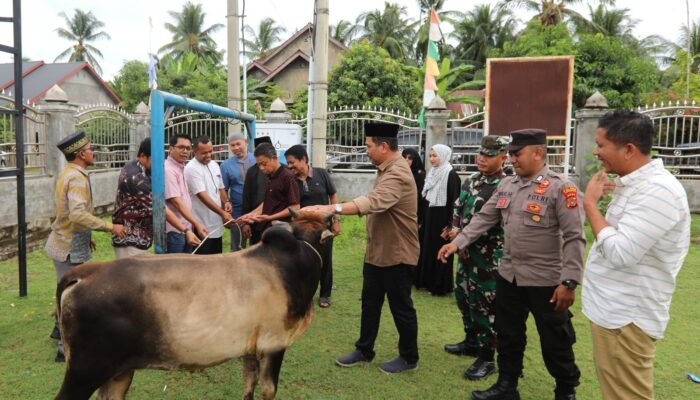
<box><xmin>438</xmin><ymin>129</ymin><xmax>585</xmax><ymax>400</ymax></box>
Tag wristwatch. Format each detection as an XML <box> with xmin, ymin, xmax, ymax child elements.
<box><xmin>562</xmin><ymin>279</ymin><xmax>578</xmax><ymax>290</ymax></box>
<box><xmin>334</xmin><ymin>203</ymin><xmax>343</xmax><ymax>214</ymax></box>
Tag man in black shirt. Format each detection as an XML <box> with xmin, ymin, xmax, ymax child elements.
<box><xmin>285</xmin><ymin>145</ymin><xmax>340</xmax><ymax>308</ymax></box>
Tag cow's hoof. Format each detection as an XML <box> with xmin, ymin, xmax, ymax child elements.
<box><xmin>319</xmin><ymin>297</ymin><xmax>331</xmax><ymax>308</ymax></box>
<box><xmin>378</xmin><ymin>357</ymin><xmax>417</xmax><ymax>374</ymax></box>
<box><xmin>336</xmin><ymin>350</ymin><xmax>372</xmax><ymax>367</ymax></box>
<box><xmin>50</xmin><ymin>325</ymin><xmax>61</xmax><ymax>340</ymax></box>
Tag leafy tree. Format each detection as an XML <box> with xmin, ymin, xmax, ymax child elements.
<box><xmin>328</xmin><ymin>40</ymin><xmax>421</xmax><ymax>114</ymax></box>
<box><xmin>493</xmin><ymin>20</ymin><xmax>576</xmax><ymax>58</ymax></box>
<box><xmin>329</xmin><ymin>20</ymin><xmax>360</xmax><ymax>46</ymax></box>
<box><xmin>451</xmin><ymin>4</ymin><xmax>516</xmax><ymax>69</ymax></box>
<box><xmin>243</xmin><ymin>18</ymin><xmax>286</xmax><ymax>59</ymax></box>
<box><xmin>356</xmin><ymin>2</ymin><xmax>415</xmax><ymax>61</ymax></box>
<box><xmin>288</xmin><ymin>87</ymin><xmax>309</xmax><ymax>118</ymax></box>
<box><xmin>54</xmin><ymin>9</ymin><xmax>111</xmax><ymax>75</ymax></box>
<box><xmin>159</xmin><ymin>1</ymin><xmax>223</xmax><ymax>64</ymax></box>
<box><xmin>575</xmin><ymin>33</ymin><xmax>660</xmax><ymax>108</ymax></box>
<box><xmin>109</xmin><ymin>61</ymin><xmax>150</xmax><ymax>112</ymax></box>
<box><xmin>573</xmin><ymin>3</ymin><xmax>636</xmax><ymax>40</ymax></box>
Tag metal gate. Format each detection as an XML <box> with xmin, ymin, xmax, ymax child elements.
<box><xmin>75</xmin><ymin>105</ymin><xmax>132</xmax><ymax>170</ymax></box>
<box><xmin>0</xmin><ymin>94</ymin><xmax>46</xmax><ymax>175</ymax></box>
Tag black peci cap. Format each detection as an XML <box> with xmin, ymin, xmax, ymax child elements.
<box><xmin>57</xmin><ymin>131</ymin><xmax>89</xmax><ymax>155</ymax></box>
<box><xmin>364</xmin><ymin>121</ymin><xmax>399</xmax><ymax>138</ymax></box>
<box><xmin>508</xmin><ymin>129</ymin><xmax>547</xmax><ymax>152</ymax></box>
<box><xmin>253</xmin><ymin>136</ymin><xmax>272</xmax><ymax>147</ymax></box>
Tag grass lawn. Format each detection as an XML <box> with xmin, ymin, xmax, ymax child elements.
<box><xmin>1</xmin><ymin>214</ymin><xmax>699</xmax><ymax>399</ymax></box>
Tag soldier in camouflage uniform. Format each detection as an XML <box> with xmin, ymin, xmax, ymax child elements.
<box><xmin>442</xmin><ymin>135</ymin><xmax>509</xmax><ymax>380</ymax></box>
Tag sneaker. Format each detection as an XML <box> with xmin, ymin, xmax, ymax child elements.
<box><xmin>378</xmin><ymin>357</ymin><xmax>417</xmax><ymax>374</ymax></box>
<box><xmin>50</xmin><ymin>325</ymin><xmax>61</xmax><ymax>340</ymax></box>
<box><xmin>336</xmin><ymin>350</ymin><xmax>372</xmax><ymax>367</ymax></box>
<box><xmin>464</xmin><ymin>358</ymin><xmax>496</xmax><ymax>380</ymax></box>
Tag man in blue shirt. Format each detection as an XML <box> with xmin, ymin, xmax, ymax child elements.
<box><xmin>221</xmin><ymin>133</ymin><xmax>256</xmax><ymax>251</ymax></box>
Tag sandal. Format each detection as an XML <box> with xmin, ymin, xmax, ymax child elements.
<box><xmin>319</xmin><ymin>297</ymin><xmax>331</xmax><ymax>308</ymax></box>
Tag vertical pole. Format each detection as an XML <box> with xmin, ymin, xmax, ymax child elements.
<box><xmin>14</xmin><ymin>0</ymin><xmax>27</xmax><ymax>297</ymax></box>
<box><xmin>241</xmin><ymin>0</ymin><xmax>248</xmax><ymax>116</ymax></box>
<box><xmin>227</xmin><ymin>0</ymin><xmax>241</xmax><ymax>135</ymax></box>
<box><xmin>311</xmin><ymin>0</ymin><xmax>329</xmax><ymax>168</ymax></box>
<box><xmin>150</xmin><ymin>91</ymin><xmax>166</xmax><ymax>254</ymax></box>
<box><xmin>686</xmin><ymin>0</ymin><xmax>691</xmax><ymax>101</ymax></box>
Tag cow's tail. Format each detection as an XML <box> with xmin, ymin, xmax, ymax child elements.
<box><xmin>56</xmin><ymin>274</ymin><xmax>80</xmax><ymax>322</ymax></box>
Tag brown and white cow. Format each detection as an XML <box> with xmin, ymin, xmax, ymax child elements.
<box><xmin>54</xmin><ymin>210</ymin><xmax>333</xmax><ymax>400</ymax></box>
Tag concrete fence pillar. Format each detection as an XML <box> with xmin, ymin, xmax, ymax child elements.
<box><xmin>41</xmin><ymin>85</ymin><xmax>78</xmax><ymax>177</ymax></box>
<box><xmin>574</xmin><ymin>91</ymin><xmax>610</xmax><ymax>189</ymax></box>
<box><xmin>264</xmin><ymin>98</ymin><xmax>291</xmax><ymax>124</ymax></box>
<box><xmin>425</xmin><ymin>95</ymin><xmax>450</xmax><ymax>171</ymax></box>
<box><xmin>132</xmin><ymin>101</ymin><xmax>151</xmax><ymax>155</ymax></box>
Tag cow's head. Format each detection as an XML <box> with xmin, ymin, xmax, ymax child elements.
<box><xmin>283</xmin><ymin>207</ymin><xmax>334</xmax><ymax>245</ymax></box>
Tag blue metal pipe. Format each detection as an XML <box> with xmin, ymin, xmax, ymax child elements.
<box><xmin>150</xmin><ymin>90</ymin><xmax>256</xmax><ymax>253</ymax></box>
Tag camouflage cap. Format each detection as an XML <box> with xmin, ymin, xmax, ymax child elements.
<box><xmin>479</xmin><ymin>135</ymin><xmax>508</xmax><ymax>156</ymax></box>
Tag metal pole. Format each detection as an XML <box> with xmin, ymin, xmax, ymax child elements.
<box><xmin>14</xmin><ymin>0</ymin><xmax>27</xmax><ymax>297</ymax></box>
<box><xmin>241</xmin><ymin>0</ymin><xmax>248</xmax><ymax>115</ymax></box>
<box><xmin>311</xmin><ymin>0</ymin><xmax>329</xmax><ymax>168</ymax></box>
<box><xmin>686</xmin><ymin>0</ymin><xmax>691</xmax><ymax>101</ymax></box>
<box><xmin>227</xmin><ymin>0</ymin><xmax>241</xmax><ymax>135</ymax></box>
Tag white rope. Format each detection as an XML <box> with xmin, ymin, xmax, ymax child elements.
<box><xmin>301</xmin><ymin>240</ymin><xmax>323</xmax><ymax>266</ymax></box>
<box><xmin>190</xmin><ymin>219</ymin><xmax>236</xmax><ymax>254</ymax></box>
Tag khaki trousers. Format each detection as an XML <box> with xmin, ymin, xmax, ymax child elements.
<box><xmin>113</xmin><ymin>246</ymin><xmax>149</xmax><ymax>259</ymax></box>
<box><xmin>591</xmin><ymin>321</ymin><xmax>656</xmax><ymax>400</ymax></box>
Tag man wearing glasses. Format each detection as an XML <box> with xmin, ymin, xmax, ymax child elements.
<box><xmin>165</xmin><ymin>133</ymin><xmax>208</xmax><ymax>253</ymax></box>
<box><xmin>45</xmin><ymin>131</ymin><xmax>127</xmax><ymax>362</ymax></box>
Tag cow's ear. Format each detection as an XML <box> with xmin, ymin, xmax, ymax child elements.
<box><xmin>320</xmin><ymin>229</ymin><xmax>334</xmax><ymax>244</ymax></box>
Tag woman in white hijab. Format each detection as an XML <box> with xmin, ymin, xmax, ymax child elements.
<box><xmin>415</xmin><ymin>144</ymin><xmax>461</xmax><ymax>295</ymax></box>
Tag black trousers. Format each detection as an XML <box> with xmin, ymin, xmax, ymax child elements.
<box><xmin>495</xmin><ymin>275</ymin><xmax>580</xmax><ymax>394</ymax></box>
<box><xmin>194</xmin><ymin>237</ymin><xmax>222</xmax><ymax>255</ymax></box>
<box><xmin>319</xmin><ymin>238</ymin><xmax>333</xmax><ymax>298</ymax></box>
<box><xmin>355</xmin><ymin>263</ymin><xmax>419</xmax><ymax>364</ymax></box>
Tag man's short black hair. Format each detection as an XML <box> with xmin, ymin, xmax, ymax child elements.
<box><xmin>285</xmin><ymin>144</ymin><xmax>308</xmax><ymax>162</ymax></box>
<box><xmin>169</xmin><ymin>133</ymin><xmax>192</xmax><ymax>147</ymax></box>
<box><xmin>254</xmin><ymin>142</ymin><xmax>277</xmax><ymax>158</ymax></box>
<box><xmin>370</xmin><ymin>136</ymin><xmax>398</xmax><ymax>151</ymax></box>
<box><xmin>598</xmin><ymin>110</ymin><xmax>654</xmax><ymax>155</ymax></box>
<box><xmin>192</xmin><ymin>135</ymin><xmax>211</xmax><ymax>150</ymax></box>
<box><xmin>138</xmin><ymin>137</ymin><xmax>151</xmax><ymax>157</ymax></box>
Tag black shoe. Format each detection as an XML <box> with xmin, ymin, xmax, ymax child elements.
<box><xmin>378</xmin><ymin>357</ymin><xmax>418</xmax><ymax>374</ymax></box>
<box><xmin>471</xmin><ymin>375</ymin><xmax>520</xmax><ymax>400</ymax></box>
<box><xmin>464</xmin><ymin>358</ymin><xmax>496</xmax><ymax>381</ymax></box>
<box><xmin>54</xmin><ymin>348</ymin><xmax>65</xmax><ymax>363</ymax></box>
<box><xmin>50</xmin><ymin>325</ymin><xmax>61</xmax><ymax>340</ymax></box>
<box><xmin>336</xmin><ymin>350</ymin><xmax>372</xmax><ymax>367</ymax></box>
<box><xmin>555</xmin><ymin>394</ymin><xmax>576</xmax><ymax>400</ymax></box>
<box><xmin>444</xmin><ymin>337</ymin><xmax>479</xmax><ymax>356</ymax></box>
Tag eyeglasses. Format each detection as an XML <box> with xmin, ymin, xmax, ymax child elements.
<box><xmin>174</xmin><ymin>145</ymin><xmax>192</xmax><ymax>151</ymax></box>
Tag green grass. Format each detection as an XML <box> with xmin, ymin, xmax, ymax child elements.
<box><xmin>1</xmin><ymin>215</ymin><xmax>699</xmax><ymax>399</ymax></box>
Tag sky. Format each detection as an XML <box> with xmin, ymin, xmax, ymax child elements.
<box><xmin>0</xmin><ymin>0</ymin><xmax>692</xmax><ymax>82</ymax></box>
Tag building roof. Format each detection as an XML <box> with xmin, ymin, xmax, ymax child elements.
<box><xmin>261</xmin><ymin>50</ymin><xmax>310</xmax><ymax>83</ymax></box>
<box><xmin>246</xmin><ymin>22</ymin><xmax>347</xmax><ymax>76</ymax></box>
<box><xmin>0</xmin><ymin>61</ymin><xmax>120</xmax><ymax>104</ymax></box>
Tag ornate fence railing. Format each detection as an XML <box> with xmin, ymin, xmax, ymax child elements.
<box><xmin>638</xmin><ymin>101</ymin><xmax>700</xmax><ymax>179</ymax></box>
<box><xmin>75</xmin><ymin>105</ymin><xmax>132</xmax><ymax>170</ymax></box>
<box><xmin>164</xmin><ymin>111</ymin><xmax>243</xmax><ymax>162</ymax></box>
<box><xmin>0</xmin><ymin>94</ymin><xmax>46</xmax><ymax>175</ymax></box>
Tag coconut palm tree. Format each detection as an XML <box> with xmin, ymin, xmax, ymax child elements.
<box><xmin>356</xmin><ymin>2</ymin><xmax>415</xmax><ymax>61</ymax></box>
<box><xmin>573</xmin><ymin>3</ymin><xmax>636</xmax><ymax>39</ymax></box>
<box><xmin>159</xmin><ymin>1</ymin><xmax>224</xmax><ymax>64</ymax></box>
<box><xmin>499</xmin><ymin>0</ymin><xmax>613</xmax><ymax>27</ymax></box>
<box><xmin>451</xmin><ymin>4</ymin><xmax>517</xmax><ymax>68</ymax></box>
<box><xmin>243</xmin><ymin>18</ymin><xmax>287</xmax><ymax>60</ymax></box>
<box><xmin>330</xmin><ymin>20</ymin><xmax>360</xmax><ymax>46</ymax></box>
<box><xmin>54</xmin><ymin>9</ymin><xmax>111</xmax><ymax>75</ymax></box>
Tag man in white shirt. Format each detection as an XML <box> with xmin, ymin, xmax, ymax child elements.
<box><xmin>184</xmin><ymin>135</ymin><xmax>233</xmax><ymax>254</ymax></box>
<box><xmin>583</xmin><ymin>110</ymin><xmax>691</xmax><ymax>400</ymax></box>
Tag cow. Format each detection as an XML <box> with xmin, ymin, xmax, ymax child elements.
<box><xmin>54</xmin><ymin>209</ymin><xmax>334</xmax><ymax>400</ymax></box>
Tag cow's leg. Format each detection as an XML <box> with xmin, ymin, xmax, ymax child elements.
<box><xmin>242</xmin><ymin>355</ymin><xmax>260</xmax><ymax>400</ymax></box>
<box><xmin>259</xmin><ymin>349</ymin><xmax>286</xmax><ymax>400</ymax></box>
<box><xmin>55</xmin><ymin>365</ymin><xmax>109</xmax><ymax>400</ymax></box>
<box><xmin>96</xmin><ymin>370</ymin><xmax>135</xmax><ymax>400</ymax></box>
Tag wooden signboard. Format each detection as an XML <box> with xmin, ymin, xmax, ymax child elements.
<box><xmin>485</xmin><ymin>56</ymin><xmax>574</xmax><ymax>138</ymax></box>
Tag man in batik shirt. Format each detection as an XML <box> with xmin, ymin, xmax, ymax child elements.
<box><xmin>443</xmin><ymin>135</ymin><xmax>508</xmax><ymax>380</ymax></box>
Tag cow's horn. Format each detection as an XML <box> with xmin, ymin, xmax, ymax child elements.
<box><xmin>288</xmin><ymin>207</ymin><xmax>300</xmax><ymax>219</ymax></box>
<box><xmin>320</xmin><ymin>229</ymin><xmax>334</xmax><ymax>244</ymax></box>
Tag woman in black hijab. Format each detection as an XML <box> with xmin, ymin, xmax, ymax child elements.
<box><xmin>402</xmin><ymin>148</ymin><xmax>427</xmax><ymax>241</ymax></box>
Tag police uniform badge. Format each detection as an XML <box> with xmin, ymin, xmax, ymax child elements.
<box><xmin>562</xmin><ymin>186</ymin><xmax>578</xmax><ymax>209</ymax></box>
